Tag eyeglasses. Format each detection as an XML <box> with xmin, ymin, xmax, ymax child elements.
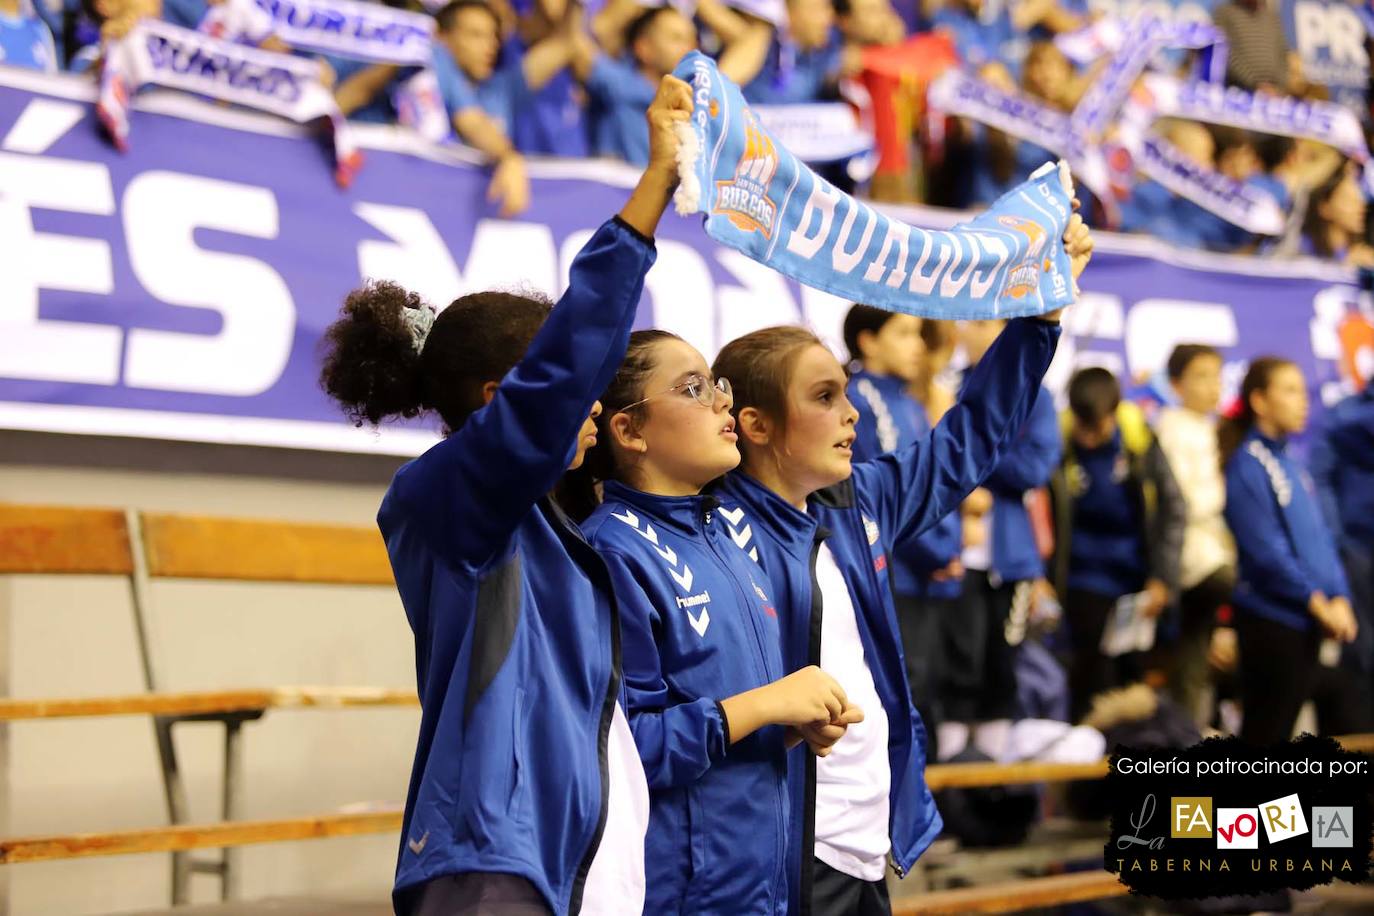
<box><xmin>619</xmin><ymin>374</ymin><xmax>733</xmax><ymax>413</ymax></box>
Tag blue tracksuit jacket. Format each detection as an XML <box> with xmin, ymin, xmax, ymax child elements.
<box><xmin>1224</xmin><ymin>428</ymin><xmax>1350</xmax><ymax>632</ymax></box>
<box><xmin>582</xmin><ymin>481</ymin><xmax>791</xmax><ymax>915</ymax></box>
<box><xmin>379</xmin><ymin>217</ymin><xmax>654</xmax><ymax>914</ymax></box>
<box><xmin>848</xmin><ymin>369</ymin><xmax>963</xmax><ymax>601</ymax></box>
<box><xmin>714</xmin><ymin>317</ymin><xmax>1061</xmax><ymax>914</ymax></box>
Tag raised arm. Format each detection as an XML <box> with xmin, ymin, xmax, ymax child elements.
<box><xmin>384</xmin><ymin>79</ymin><xmax>692</xmax><ymax>571</ymax></box>
<box><xmin>982</xmin><ymin>389</ymin><xmax>1061</xmax><ymax>495</ymax></box>
<box><xmin>853</xmin><ymin>318</ymin><xmax>1060</xmax><ymax>548</ymax></box>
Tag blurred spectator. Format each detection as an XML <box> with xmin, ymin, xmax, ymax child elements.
<box><xmin>968</xmin><ymin>44</ymin><xmax>1074</xmax><ymax>205</ymax></box>
<box><xmin>574</xmin><ymin>2</ymin><xmax>770</xmax><ymax>165</ymax></box>
<box><xmin>1154</xmin><ymin>345</ymin><xmax>1236</xmax><ymax>725</ymax></box>
<box><xmin>1220</xmin><ymin>357</ymin><xmax>1362</xmax><ymax>744</ymax></box>
<box><xmin>741</xmin><ymin>0</ymin><xmax>846</xmax><ymax>105</ymax></box>
<box><xmin>1118</xmin><ymin>120</ymin><xmax>1237</xmax><ymax>250</ymax></box>
<box><xmin>1310</xmin><ymin>381</ymin><xmax>1374</xmax><ymax>729</ymax></box>
<box><xmin>931</xmin><ymin>0</ymin><xmax>1025</xmax><ymax>76</ymax></box>
<box><xmin>843</xmin><ymin>305</ymin><xmax>950</xmax><ymax>751</ymax></box>
<box><xmin>1211</xmin><ymin>0</ymin><xmax>1300</xmax><ymax>94</ymax></box>
<box><xmin>836</xmin><ymin>0</ymin><xmax>904</xmax><ymax>48</ymax></box>
<box><xmin>937</xmin><ymin>319</ymin><xmax>1060</xmax><ymax>759</ymax></box>
<box><xmin>1050</xmin><ymin>368</ymin><xmax>1184</xmax><ymax>721</ymax></box>
<box><xmin>0</xmin><ymin>0</ymin><xmax>58</xmax><ymax>71</ymax></box>
<box><xmin>1301</xmin><ymin>159</ymin><xmax>1374</xmax><ymax>267</ymax></box>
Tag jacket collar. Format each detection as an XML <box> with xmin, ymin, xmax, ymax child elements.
<box><xmin>716</xmin><ymin>471</ymin><xmax>820</xmax><ymax>561</ymax></box>
<box><xmin>1247</xmin><ymin>426</ymin><xmax>1289</xmax><ymax>455</ymax></box>
<box><xmin>850</xmin><ymin>368</ymin><xmax>908</xmax><ymax>396</ymax></box>
<box><xmin>601</xmin><ymin>479</ymin><xmax>717</xmax><ymax>535</ymax></box>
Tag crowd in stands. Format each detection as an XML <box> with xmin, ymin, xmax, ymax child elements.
<box><xmin>843</xmin><ymin>307</ymin><xmax>1374</xmax><ymax>818</ymax></box>
<box><xmin>3</xmin><ymin>0</ymin><xmax>1370</xmax><ymax>261</ymax></box>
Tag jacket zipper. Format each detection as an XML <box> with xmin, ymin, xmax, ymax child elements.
<box><xmin>703</xmin><ymin>503</ymin><xmax>789</xmax><ymax>911</ymax></box>
<box><xmin>562</xmin><ymin>517</ymin><xmax>622</xmax><ymax>916</ymax></box>
<box><xmin>798</xmin><ymin>531</ymin><xmax>827</xmax><ymax>916</ymax></box>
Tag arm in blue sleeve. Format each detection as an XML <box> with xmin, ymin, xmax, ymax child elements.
<box><xmin>847</xmin><ymin>385</ymin><xmax>885</xmax><ymax>464</ymax></box>
<box><xmin>983</xmin><ymin>387</ymin><xmax>1062</xmax><ymax>494</ymax></box>
<box><xmin>1308</xmin><ymin>421</ymin><xmax>1345</xmax><ymax>544</ymax></box>
<box><xmin>853</xmin><ymin>318</ymin><xmax>1060</xmax><ymax>547</ymax></box>
<box><xmin>894</xmin><ymin>515</ymin><xmax>960</xmax><ymax>577</ymax></box>
<box><xmin>1225</xmin><ymin>456</ymin><xmax>1317</xmax><ymax>607</ymax></box>
<box><xmin>603</xmin><ymin>549</ymin><xmax>731</xmax><ymax>790</ymax></box>
<box><xmin>386</xmin><ymin>219</ymin><xmax>655</xmax><ymax>570</ymax></box>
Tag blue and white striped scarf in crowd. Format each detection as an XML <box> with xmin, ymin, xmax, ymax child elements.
<box><xmin>933</xmin><ymin>13</ymin><xmax>1372</xmax><ymax>233</ymax></box>
<box><xmin>200</xmin><ymin>0</ymin><xmax>449</xmax><ymax>142</ymax></box>
<box><xmin>98</xmin><ymin>19</ymin><xmax>362</xmax><ymax>185</ymax></box>
<box><xmin>672</xmin><ymin>52</ymin><xmax>1077</xmax><ymax>321</ymax></box>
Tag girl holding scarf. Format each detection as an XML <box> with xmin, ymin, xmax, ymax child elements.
<box><xmin>318</xmin><ymin>78</ymin><xmax>689</xmax><ymax>916</ymax></box>
<box><xmin>1221</xmin><ymin>357</ymin><xmax>1361</xmax><ymax>746</ymax></box>
<box><xmin>707</xmin><ymin>217</ymin><xmax>1093</xmax><ymax>916</ymax></box>
<box><xmin>570</xmin><ymin>331</ymin><xmax>864</xmax><ymax>916</ymax></box>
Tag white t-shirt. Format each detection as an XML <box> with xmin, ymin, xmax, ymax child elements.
<box><xmin>812</xmin><ymin>543</ymin><xmax>891</xmax><ymax>882</ymax></box>
<box><xmin>580</xmin><ymin>702</ymin><xmax>649</xmax><ymax>913</ymax></box>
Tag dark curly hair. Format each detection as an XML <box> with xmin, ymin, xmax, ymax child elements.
<box><xmin>319</xmin><ymin>280</ymin><xmax>552</xmax><ymax>434</ymax></box>
<box><xmin>557</xmin><ymin>329</ymin><xmax>681</xmax><ymax>520</ymax></box>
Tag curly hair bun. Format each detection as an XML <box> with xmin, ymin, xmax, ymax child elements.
<box><xmin>319</xmin><ymin>280</ymin><xmax>428</xmax><ymax>427</ymax></box>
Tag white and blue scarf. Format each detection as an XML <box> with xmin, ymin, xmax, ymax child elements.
<box><xmin>932</xmin><ymin>13</ymin><xmax>1370</xmax><ymax>233</ymax></box>
<box><xmin>200</xmin><ymin>0</ymin><xmax>449</xmax><ymax>142</ymax></box>
<box><xmin>672</xmin><ymin>52</ymin><xmax>1077</xmax><ymax>320</ymax></box>
<box><xmin>98</xmin><ymin>19</ymin><xmax>362</xmax><ymax>185</ymax></box>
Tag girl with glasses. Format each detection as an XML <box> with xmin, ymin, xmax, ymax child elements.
<box><xmin>708</xmin><ymin>214</ymin><xmax>1094</xmax><ymax>916</ymax></box>
<box><xmin>318</xmin><ymin>80</ymin><xmax>691</xmax><ymax>916</ymax></box>
<box><xmin>566</xmin><ymin>331</ymin><xmax>864</xmax><ymax>916</ymax></box>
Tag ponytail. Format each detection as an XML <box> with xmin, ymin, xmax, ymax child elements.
<box><xmin>319</xmin><ymin>281</ymin><xmax>552</xmax><ymax>434</ymax></box>
<box><xmin>1217</xmin><ymin>356</ymin><xmax>1295</xmax><ymax>468</ymax></box>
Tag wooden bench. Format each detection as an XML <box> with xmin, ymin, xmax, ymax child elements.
<box><xmin>0</xmin><ymin>503</ymin><xmax>411</xmax><ymax>904</ymax></box>
<box><xmin>7</xmin><ymin>504</ymin><xmax>1374</xmax><ymax>912</ymax></box>
<box><xmin>893</xmin><ymin>871</ymin><xmax>1128</xmax><ymax>914</ymax></box>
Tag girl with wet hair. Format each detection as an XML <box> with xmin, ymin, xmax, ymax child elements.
<box><xmin>319</xmin><ymin>77</ymin><xmax>692</xmax><ymax>916</ymax></box>
<box><xmin>707</xmin><ymin>216</ymin><xmax>1094</xmax><ymax>916</ymax></box>
<box><xmin>568</xmin><ymin>330</ymin><xmax>863</xmax><ymax>916</ymax></box>
<box><xmin>1221</xmin><ymin>357</ymin><xmax>1362</xmax><ymax>745</ymax></box>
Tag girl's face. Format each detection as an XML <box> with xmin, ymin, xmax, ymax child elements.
<box><xmin>1252</xmin><ymin>364</ymin><xmax>1309</xmax><ymax>438</ymax></box>
<box><xmin>1320</xmin><ymin>170</ymin><xmax>1366</xmax><ymax>236</ymax></box>
<box><xmin>568</xmin><ymin>401</ymin><xmax>602</xmax><ymax>471</ymax></box>
<box><xmin>616</xmin><ymin>339</ymin><xmax>740</xmax><ymax>490</ymax></box>
<box><xmin>774</xmin><ymin>344</ymin><xmax>861</xmax><ymax>493</ymax></box>
<box><xmin>1174</xmin><ymin>354</ymin><xmax>1223</xmax><ymax>415</ymax></box>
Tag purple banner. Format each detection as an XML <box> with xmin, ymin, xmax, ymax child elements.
<box><xmin>0</xmin><ymin>67</ymin><xmax>1366</xmax><ymax>455</ymax></box>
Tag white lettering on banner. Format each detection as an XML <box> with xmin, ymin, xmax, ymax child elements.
<box><xmin>785</xmin><ymin>178</ymin><xmax>841</xmax><ymax>260</ymax></box>
<box><xmin>908</xmin><ymin>232</ymin><xmax>955</xmax><ymax>297</ymax></box>
<box><xmin>354</xmin><ymin>206</ymin><xmax>558</xmax><ymax>307</ymax></box>
<box><xmin>1292</xmin><ymin>1</ymin><xmax>1367</xmax><ymax>86</ymax></box>
<box><xmin>123</xmin><ymin>171</ymin><xmax>295</xmax><ymax>396</ymax></box>
<box><xmin>0</xmin><ymin>151</ymin><xmax>121</xmax><ymax>385</ymax></box>
<box><xmin>969</xmin><ymin>233</ymin><xmax>1011</xmax><ymax>300</ymax></box>
<box><xmin>863</xmin><ymin>221</ymin><xmax>910</xmax><ymax>287</ymax></box>
<box><xmin>832</xmin><ymin>199</ymin><xmax>877</xmax><ymax>275</ymax></box>
<box><xmin>1123</xmin><ymin>299</ymin><xmax>1238</xmax><ymax>377</ymax></box>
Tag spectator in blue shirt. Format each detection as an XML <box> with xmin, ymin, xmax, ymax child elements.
<box><xmin>741</xmin><ymin>0</ymin><xmax>846</xmax><ymax>105</ymax></box>
<box><xmin>1221</xmin><ymin>357</ymin><xmax>1362</xmax><ymax>744</ymax></box>
<box><xmin>1049</xmin><ymin>368</ymin><xmax>1184</xmax><ymax>720</ymax></box>
<box><xmin>333</xmin><ymin>0</ymin><xmax>579</xmax><ymax>216</ymax></box>
<box><xmin>574</xmin><ymin>0</ymin><xmax>771</xmax><ymax>165</ymax></box>
<box><xmin>932</xmin><ymin>0</ymin><xmax>1025</xmax><ymax>76</ymax></box>
<box><xmin>0</xmin><ymin>0</ymin><xmax>57</xmax><ymax>71</ymax></box>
